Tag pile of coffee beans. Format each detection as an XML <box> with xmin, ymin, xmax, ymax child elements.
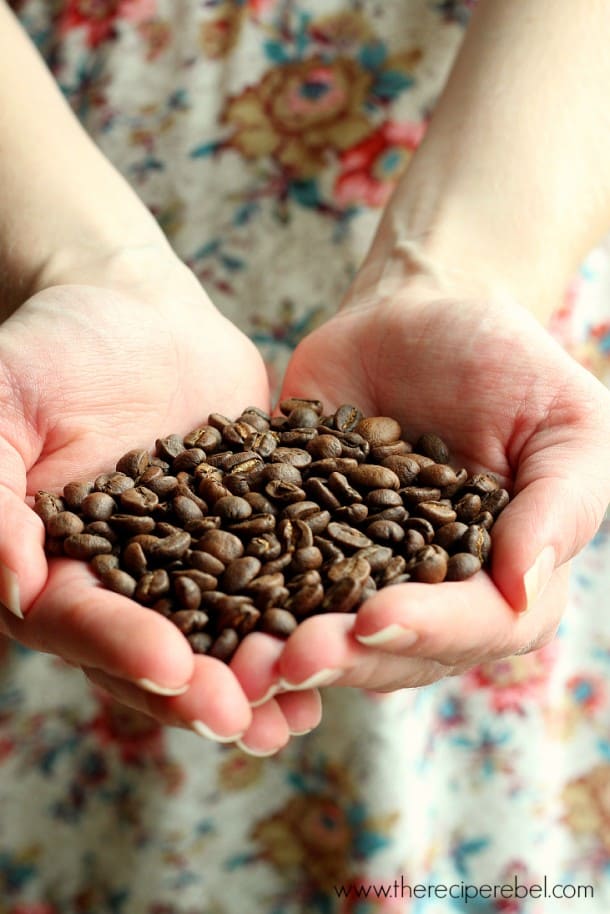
<box><xmin>36</xmin><ymin>400</ymin><xmax>510</xmax><ymax>663</ymax></box>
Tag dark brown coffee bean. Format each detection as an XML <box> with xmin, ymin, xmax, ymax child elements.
<box><xmin>400</xmin><ymin>486</ymin><xmax>442</xmax><ymax>505</ymax></box>
<box><xmin>155</xmin><ymin>434</ymin><xmax>185</xmax><ymax>461</ymax></box>
<box><xmin>366</xmin><ymin>488</ymin><xmax>403</xmax><ymax>509</ymax></box>
<box><xmin>472</xmin><ymin>510</ymin><xmax>495</xmax><ymax>530</ymax></box>
<box><xmin>142</xmin><ymin>474</ymin><xmax>178</xmax><ymax>498</ymax></box>
<box><xmin>116</xmin><ymin>448</ymin><xmax>150</xmax><ymax>478</ymax></box>
<box><xmin>100</xmin><ymin>568</ymin><xmax>137</xmax><ymax>598</ymax></box>
<box><xmin>135</xmin><ymin>569</ymin><xmax>170</xmax><ymax>604</ymax></box>
<box><xmin>461</xmin><ymin>525</ymin><xmax>492</xmax><ymax>563</ymax></box>
<box><xmin>210</xmin><ymin>495</ymin><xmax>250</xmax><ymax>522</ymax></box>
<box><xmin>355</xmin><ymin>416</ymin><xmax>401</xmax><ymax>446</ymax></box>
<box><xmin>259</xmin><ymin>554</ymin><xmax>293</xmax><ymax>576</ymax></box>
<box><xmin>308</xmin><ymin>457</ymin><xmax>359</xmax><ymax>476</ymax></box>
<box><xmin>415</xmin><ymin>501</ymin><xmax>457</xmax><ymax>526</ymax></box>
<box><xmin>84</xmin><ymin>521</ymin><xmax>118</xmax><ymax>543</ymax></box>
<box><xmin>183</xmin><ymin>518</ymin><xmax>221</xmax><ymax>536</ymax></box>
<box><xmin>481</xmin><ymin>488</ymin><xmax>510</xmax><ymax>517</ymax></box>
<box><xmin>172</xmin><ymin>448</ymin><xmax>206</xmax><ymax>473</ymax></box>
<box><xmin>258</xmin><ymin>608</ymin><xmax>298</xmax><ymax>638</ymax></box>
<box><xmin>230</xmin><ymin>514</ymin><xmax>277</xmax><ymax>536</ymax></box>
<box><xmin>409</xmin><ymin>545</ymin><xmax>448</xmax><ymax>584</ymax></box>
<box><xmin>304</xmin><ymin>477</ymin><xmax>341</xmax><ymax>510</ymax></box>
<box><xmin>299</xmin><ymin>509</ymin><xmax>331</xmax><ymax>535</ymax></box>
<box><xmin>366</xmin><ymin>519</ymin><xmax>405</xmax><ymax>544</ymax></box>
<box><xmin>290</xmin><ymin>546</ymin><xmax>323</xmax><ymax>574</ymax></box>
<box><xmin>222</xmin><ymin>451</ymin><xmax>264</xmax><ymax>476</ymax></box>
<box><xmin>270</xmin><ymin>447</ymin><xmax>312</xmax><ymax>468</ymax></box>
<box><xmin>361</xmin><ymin>576</ymin><xmax>377</xmax><ymax>601</ymax></box>
<box><xmin>222</xmin><ymin>420</ymin><xmax>257</xmax><ymax>447</ymax></box>
<box><xmin>173</xmin><ymin>569</ymin><xmax>218</xmax><ymax>591</ymax></box>
<box><xmin>417</xmin><ymin>463</ymin><xmax>458</xmax><ymax>488</ymax></box>
<box><xmin>435</xmin><ymin>522</ymin><xmax>470</xmax><ymax>552</ymax></box>
<box><xmin>442</xmin><ymin>466</ymin><xmax>469</xmax><ymax>498</ymax></box>
<box><xmin>264</xmin><ymin>480</ymin><xmax>306</xmax><ymax>504</ymax></box>
<box><xmin>366</xmin><ymin>506</ymin><xmax>408</xmax><ymax>525</ymax></box>
<box><xmin>245</xmin><ymin>532</ymin><xmax>281</xmax><ymax>561</ymax></box>
<box><xmin>314</xmin><ymin>536</ymin><xmax>345</xmax><ymax>563</ymax></box>
<box><xmin>279</xmin><ymin>427</ymin><xmax>319</xmax><ymax>448</ymax></box>
<box><xmin>348</xmin><ymin>464</ymin><xmax>400</xmax><ymax>491</ymax></box>
<box><xmin>262</xmin><ymin>462</ymin><xmax>303</xmax><ymax>485</ymax></box>
<box><xmin>464</xmin><ymin>473</ymin><xmax>500</xmax><ymax>495</ymax></box>
<box><xmin>63</xmin><ymin>534</ymin><xmax>113</xmax><ymax>560</ymax></box>
<box><xmin>188</xmin><ymin>550</ymin><xmax>225</xmax><ymax>575</ymax></box>
<box><xmin>306</xmin><ymin>435</ymin><xmax>342</xmax><ymax>460</ymax></box>
<box><xmin>171</xmin><ymin>609</ymin><xmax>209</xmax><ymax>634</ymax></box>
<box><xmin>287</xmin><ymin>406</ymin><xmax>320</xmax><ymax>428</ymax></box>
<box><xmin>322</xmin><ymin>576</ymin><xmax>363</xmax><ymax>613</ymax></box>
<box><xmin>280</xmin><ymin>397</ymin><xmax>323</xmax><ymax>416</ymax></box>
<box><xmin>90</xmin><ymin>553</ymin><xmax>120</xmax><ymax>575</ymax></box>
<box><xmin>44</xmin><ymin>537</ymin><xmax>65</xmax><ymax>557</ymax></box>
<box><xmin>328</xmin><ymin>472</ymin><xmax>363</xmax><ymax>503</ymax></box>
<box><xmin>334</xmin><ymin>503</ymin><xmax>369</xmax><ymax>525</ymax></box>
<box><xmin>246</xmin><ymin>430</ymin><xmax>278</xmax><ymax>458</ymax></box>
<box><xmin>108</xmin><ymin>514</ymin><xmax>155</xmax><ymax>537</ymax></box>
<box><xmin>244</xmin><ymin>572</ymin><xmax>286</xmax><ymax>601</ymax></box>
<box><xmin>148</xmin><ymin>457</ymin><xmax>170</xmax><ymax>471</ymax></box>
<box><xmin>380</xmin><ymin>456</ymin><xmax>420</xmax><ymax>486</ymax></box>
<box><xmin>194</xmin><ymin>463</ymin><xmax>224</xmax><ymax>486</ymax></box>
<box><xmin>415</xmin><ymin>433</ymin><xmax>450</xmax><ymax>464</ymax></box>
<box><xmin>171</xmin><ymin>495</ymin><xmax>204</xmax><ymax>526</ymax></box>
<box><xmin>187</xmin><ymin>632</ymin><xmax>213</xmax><ymax>654</ymax></box>
<box><xmin>446</xmin><ymin>553</ymin><xmax>482</xmax><ymax>581</ymax></box>
<box><xmin>150</xmin><ymin>531</ymin><xmax>191</xmax><ymax>561</ymax></box>
<box><xmin>46</xmin><ymin>511</ymin><xmax>85</xmax><ymax>538</ymax></box>
<box><xmin>222</xmin><ymin>557</ymin><xmax>263</xmax><ymax>593</ymax></box>
<box><xmin>216</xmin><ymin>600</ymin><xmax>259</xmax><ymax>636</ymax></box>
<box><xmin>184</xmin><ymin>424</ymin><xmax>223</xmax><ymax>451</ymax></box>
<box><xmin>353</xmin><ymin>544</ymin><xmax>393</xmax><ymax>572</ymax></box>
<box><xmin>455</xmin><ymin>493</ymin><xmax>482</xmax><ymax>523</ymax></box>
<box><xmin>80</xmin><ymin>492</ymin><xmax>116</xmax><ymax>521</ymax></box>
<box><xmin>240</xmin><ymin>407</ymin><xmax>271</xmax><ymax>431</ymax></box>
<box><xmin>286</xmin><ymin>582</ymin><xmax>325</xmax><ymax>617</ymax></box>
<box><xmin>122</xmin><ymin>541</ymin><xmax>148</xmax><ymax>576</ymax></box>
<box><xmin>327</xmin><ymin>555</ymin><xmax>371</xmax><ymax>585</ymax></box>
<box><xmin>379</xmin><ymin>555</ymin><xmax>407</xmax><ymax>585</ymax></box>
<box><xmin>94</xmin><ymin>472</ymin><xmax>135</xmax><ymax>496</ymax></box>
<box><xmin>403</xmin><ymin>529</ymin><xmax>426</xmax><ymax>557</ymax></box>
<box><xmin>369</xmin><ymin>441</ymin><xmax>412</xmax><ymax>461</ymax></box>
<box><xmin>223</xmin><ymin>474</ymin><xmax>254</xmax><ymax>497</ymax></box>
<box><xmin>334</xmin><ymin>404</ymin><xmax>364</xmax><ymax>432</ymax></box>
<box><xmin>403</xmin><ymin>517</ymin><xmax>435</xmax><ymax>543</ymax></box>
<box><xmin>119</xmin><ymin>486</ymin><xmax>159</xmax><ymax>516</ymax></box>
<box><xmin>208</xmin><ymin>628</ymin><xmax>240</xmax><ymax>662</ymax></box>
<box><xmin>327</xmin><ymin>521</ymin><xmax>373</xmax><ymax>550</ymax></box>
<box><xmin>197</xmin><ymin>529</ymin><xmax>244</xmax><ymax>563</ymax></box>
<box><xmin>62</xmin><ymin>481</ymin><xmax>94</xmax><ymax>510</ymax></box>
<box><xmin>173</xmin><ymin>576</ymin><xmax>202</xmax><ymax>610</ymax></box>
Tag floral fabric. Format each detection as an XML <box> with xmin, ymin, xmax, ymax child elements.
<box><xmin>1</xmin><ymin>2</ymin><xmax>610</xmax><ymax>912</ymax></box>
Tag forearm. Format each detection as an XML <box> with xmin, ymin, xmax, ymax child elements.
<box><xmin>366</xmin><ymin>0</ymin><xmax>610</xmax><ymax>320</ymax></box>
<box><xmin>0</xmin><ymin>2</ymin><xmax>177</xmax><ymax>314</ymax></box>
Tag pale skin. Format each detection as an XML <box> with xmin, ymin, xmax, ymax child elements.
<box><xmin>1</xmin><ymin>1</ymin><xmax>609</xmax><ymax>755</ymax></box>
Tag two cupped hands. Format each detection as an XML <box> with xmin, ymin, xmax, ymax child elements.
<box><xmin>0</xmin><ymin>252</ymin><xmax>608</xmax><ymax>757</ymax></box>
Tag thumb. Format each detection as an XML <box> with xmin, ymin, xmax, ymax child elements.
<box><xmin>0</xmin><ymin>439</ymin><xmax>47</xmax><ymax>621</ymax></box>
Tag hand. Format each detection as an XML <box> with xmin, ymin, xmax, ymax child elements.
<box><xmin>0</xmin><ymin>261</ymin><xmax>321</xmax><ymax>752</ymax></box>
<box><xmin>272</xmin><ymin>274</ymin><xmax>610</xmax><ymax>693</ymax></box>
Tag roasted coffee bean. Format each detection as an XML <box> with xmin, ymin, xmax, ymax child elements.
<box><xmin>300</xmin><ymin>509</ymin><xmax>331</xmax><ymax>534</ymax></box>
<box><xmin>353</xmin><ymin>544</ymin><xmax>393</xmax><ymax>573</ymax></box>
<box><xmin>415</xmin><ymin>501</ymin><xmax>457</xmax><ymax>526</ymax></box>
<box><xmin>100</xmin><ymin>568</ymin><xmax>137</xmax><ymax>598</ymax></box>
<box><xmin>380</xmin><ymin>455</ymin><xmax>420</xmax><ymax>486</ymax></box>
<box><xmin>279</xmin><ymin>427</ymin><xmax>319</xmax><ymax>448</ymax></box>
<box><xmin>148</xmin><ymin>457</ymin><xmax>170</xmax><ymax>471</ymax></box>
<box><xmin>361</xmin><ymin>576</ymin><xmax>377</xmax><ymax>601</ymax></box>
<box><xmin>366</xmin><ymin>488</ymin><xmax>403</xmax><ymax>509</ymax></box>
<box><xmin>435</xmin><ymin>521</ymin><xmax>469</xmax><ymax>552</ymax></box>
<box><xmin>222</xmin><ymin>556</ymin><xmax>263</xmax><ymax>593</ymax></box>
<box><xmin>135</xmin><ymin>569</ymin><xmax>170</xmax><ymax>604</ymax></box>
<box><xmin>240</xmin><ymin>407</ymin><xmax>271</xmax><ymax>430</ymax></box>
<box><xmin>262</xmin><ymin>462</ymin><xmax>302</xmax><ymax>485</ymax></box>
<box><xmin>122</xmin><ymin>541</ymin><xmax>148</xmax><ymax>576</ymax></box>
<box><xmin>230</xmin><ymin>513</ymin><xmax>277</xmax><ymax>536</ymax></box>
<box><xmin>334</xmin><ymin>503</ymin><xmax>369</xmax><ymax>525</ymax></box>
<box><xmin>184</xmin><ymin>424</ymin><xmax>223</xmax><ymax>451</ymax></box>
<box><xmin>90</xmin><ymin>553</ymin><xmax>120</xmax><ymax>575</ymax></box>
<box><xmin>219</xmin><ymin>451</ymin><xmax>263</xmax><ymax>475</ymax></box>
<box><xmin>246</xmin><ymin>430</ymin><xmax>278</xmax><ymax>457</ymax></box>
<box><xmin>269</xmin><ymin>415</ymin><xmax>289</xmax><ymax>432</ymax></box>
<box><xmin>446</xmin><ymin>553</ymin><xmax>482</xmax><ymax>581</ymax></box>
<box><xmin>348</xmin><ymin>464</ymin><xmax>400</xmax><ymax>491</ymax></box>
<box><xmin>369</xmin><ymin>441</ymin><xmax>412</xmax><ymax>461</ymax></box>
<box><xmin>185</xmin><ymin>518</ymin><xmax>221</xmax><ymax>536</ymax></box>
<box><xmin>280</xmin><ymin>397</ymin><xmax>323</xmax><ymax>416</ymax></box>
<box><xmin>142</xmin><ymin>474</ymin><xmax>179</xmax><ymax>498</ymax></box>
<box><xmin>245</xmin><ymin>532</ymin><xmax>282</xmax><ymax>560</ymax></box>
<box><xmin>216</xmin><ymin>600</ymin><xmax>259</xmax><ymax>636</ymax></box>
<box><xmin>155</xmin><ymin>434</ymin><xmax>185</xmax><ymax>461</ymax></box>
<box><xmin>258</xmin><ymin>608</ymin><xmax>298</xmax><ymax>638</ymax></box>
<box><xmin>464</xmin><ymin>473</ymin><xmax>500</xmax><ymax>494</ymax></box>
<box><xmin>173</xmin><ymin>576</ymin><xmax>202</xmax><ymax>610</ymax></box>
<box><xmin>62</xmin><ymin>481</ymin><xmax>94</xmax><ymax>510</ymax></box>
<box><xmin>379</xmin><ymin>555</ymin><xmax>407</xmax><ymax>585</ymax></box>
<box><xmin>270</xmin><ymin>447</ymin><xmax>312</xmax><ymax>468</ymax></box>
<box><xmin>208</xmin><ymin>628</ymin><xmax>239</xmax><ymax>662</ymax></box>
<box><xmin>213</xmin><ymin>495</ymin><xmax>252</xmax><ymax>521</ymax></box>
<box><xmin>400</xmin><ymin>486</ymin><xmax>442</xmax><ymax>505</ymax></box>
<box><xmin>366</xmin><ymin>519</ymin><xmax>405</xmax><ymax>544</ymax></box>
<box><xmin>150</xmin><ymin>530</ymin><xmax>191</xmax><ymax>561</ymax></box>
<box><xmin>119</xmin><ymin>486</ymin><xmax>159</xmax><ymax>516</ymax></box>
<box><xmin>306</xmin><ymin>434</ymin><xmax>342</xmax><ymax>460</ymax></box>
<box><xmin>63</xmin><ymin>534</ymin><xmax>113</xmax><ymax>560</ymax></box>
<box><xmin>327</xmin><ymin>521</ymin><xmax>373</xmax><ymax>551</ymax></box>
<box><xmin>259</xmin><ymin>554</ymin><xmax>293</xmax><ymax>576</ymax></box>
<box><xmin>455</xmin><ymin>493</ymin><xmax>482</xmax><ymax>523</ymax></box>
<box><xmin>407</xmin><ymin>453</ymin><xmax>435</xmax><ymax>469</ymax></box>
<box><xmin>173</xmin><ymin>569</ymin><xmax>218</xmax><ymax>591</ymax></box>
<box><xmin>481</xmin><ymin>488</ymin><xmax>510</xmax><ymax>517</ymax></box>
<box><xmin>172</xmin><ymin>495</ymin><xmax>205</xmax><ymax>525</ymax></box>
<box><xmin>402</xmin><ymin>517</ymin><xmax>435</xmax><ymax>543</ymax></box>
<box><xmin>328</xmin><ymin>472</ymin><xmax>363</xmax><ymax>503</ymax></box>
<box><xmin>80</xmin><ymin>492</ymin><xmax>116</xmax><ymax>521</ymax></box>
<box><xmin>94</xmin><ymin>472</ymin><xmax>135</xmax><ymax>496</ymax></box>
<box><xmin>327</xmin><ymin>555</ymin><xmax>371</xmax><ymax>585</ymax></box>
<box><xmin>408</xmin><ymin>545</ymin><xmax>448</xmax><ymax>584</ymax></box>
<box><xmin>308</xmin><ymin>457</ymin><xmax>359</xmax><ymax>476</ymax></box>
<box><xmin>46</xmin><ymin>511</ymin><xmax>85</xmax><ymax>538</ymax></box>
<box><xmin>403</xmin><ymin>529</ymin><xmax>427</xmax><ymax>557</ymax></box>
<box><xmin>323</xmin><ymin>576</ymin><xmax>363</xmax><ymax>613</ymax></box>
<box><xmin>194</xmin><ymin>462</ymin><xmax>224</xmax><ymax>484</ymax></box>
<box><xmin>442</xmin><ymin>466</ymin><xmax>469</xmax><ymax>498</ymax></box>
<box><xmin>314</xmin><ymin>536</ymin><xmax>345</xmax><ymax>563</ymax></box>
<box><xmin>287</xmin><ymin>406</ymin><xmax>320</xmax><ymax>428</ymax></box>
<box><xmin>171</xmin><ymin>609</ymin><xmax>209</xmax><ymax>634</ymax></box>
<box><xmin>116</xmin><ymin>448</ymin><xmax>150</xmax><ymax>478</ymax></box>
<box><xmin>415</xmin><ymin>433</ymin><xmax>450</xmax><ymax>465</ymax></box>
<box><xmin>187</xmin><ymin>632</ymin><xmax>213</xmax><ymax>654</ymax></box>
<box><xmin>286</xmin><ymin>581</ymin><xmax>325</xmax><ymax>617</ymax></box>
<box><xmin>244</xmin><ymin>573</ymin><xmax>286</xmax><ymax>602</ymax></box>
<box><xmin>196</xmin><ymin>477</ymin><xmax>227</xmax><ymax>504</ymax></box>
<box><xmin>305</xmin><ymin>477</ymin><xmax>341</xmax><ymax>510</ymax></box>
<box><xmin>333</xmin><ymin>403</ymin><xmax>363</xmax><ymax>432</ymax></box>
<box><xmin>85</xmin><ymin>521</ymin><xmax>118</xmax><ymax>543</ymax></box>
<box><xmin>197</xmin><ymin>529</ymin><xmax>244</xmax><ymax>563</ymax></box>
<box><xmin>461</xmin><ymin>524</ymin><xmax>492</xmax><ymax>563</ymax></box>
<box><xmin>44</xmin><ymin>537</ymin><xmax>65</xmax><ymax>557</ymax></box>
<box><xmin>290</xmin><ymin>546</ymin><xmax>323</xmax><ymax>574</ymax></box>
<box><xmin>173</xmin><ymin>448</ymin><xmax>206</xmax><ymax>473</ymax></box>
<box><xmin>223</xmin><ymin>473</ymin><xmax>253</xmax><ymax>497</ymax></box>
<box><xmin>222</xmin><ymin>421</ymin><xmax>257</xmax><ymax>447</ymax></box>
<box><xmin>417</xmin><ymin>463</ymin><xmax>458</xmax><ymax>488</ymax></box>
<box><xmin>355</xmin><ymin>416</ymin><xmax>401</xmax><ymax>446</ymax></box>
<box><xmin>472</xmin><ymin>510</ymin><xmax>494</xmax><ymax>530</ymax></box>
<box><xmin>264</xmin><ymin>480</ymin><xmax>306</xmax><ymax>504</ymax></box>
<box><xmin>188</xmin><ymin>550</ymin><xmax>225</xmax><ymax>575</ymax></box>
<box><xmin>366</xmin><ymin>506</ymin><xmax>408</xmax><ymax>525</ymax></box>
<box><xmin>207</xmin><ymin>412</ymin><xmax>232</xmax><ymax>431</ymax></box>
<box><xmin>244</xmin><ymin>492</ymin><xmax>277</xmax><ymax>515</ymax></box>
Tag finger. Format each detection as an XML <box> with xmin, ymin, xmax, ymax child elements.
<box><xmin>0</xmin><ymin>558</ymin><xmax>194</xmax><ymax>694</ymax></box>
<box><xmin>277</xmin><ymin>613</ymin><xmax>453</xmax><ymax>692</ymax></box>
<box><xmin>236</xmin><ymin>698</ymin><xmax>291</xmax><ymax>757</ymax></box>
<box><xmin>353</xmin><ymin>565</ymin><xmax>569</xmax><ymax>666</ymax></box>
<box><xmin>82</xmin><ymin>655</ymin><xmax>252</xmax><ymax>741</ymax></box>
<box><xmin>229</xmin><ymin>631</ymin><xmax>288</xmax><ymax>706</ymax></box>
<box><xmin>275</xmin><ymin>688</ymin><xmax>323</xmax><ymax>736</ymax></box>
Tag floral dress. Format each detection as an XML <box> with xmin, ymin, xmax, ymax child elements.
<box><xmin>1</xmin><ymin>2</ymin><xmax>610</xmax><ymax>913</ymax></box>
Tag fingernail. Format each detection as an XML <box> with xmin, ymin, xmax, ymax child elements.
<box><xmin>523</xmin><ymin>545</ymin><xmax>556</xmax><ymax>612</ymax></box>
<box><xmin>278</xmin><ymin>668</ymin><xmax>343</xmax><ymax>691</ymax></box>
<box><xmin>236</xmin><ymin>739</ymin><xmax>281</xmax><ymax>757</ymax></box>
<box><xmin>0</xmin><ymin>562</ymin><xmax>23</xmax><ymax>619</ymax></box>
<box><xmin>356</xmin><ymin>624</ymin><xmax>418</xmax><ymax>649</ymax></box>
<box><xmin>190</xmin><ymin>720</ymin><xmax>245</xmax><ymax>743</ymax></box>
<box><xmin>249</xmin><ymin>683</ymin><xmax>280</xmax><ymax>708</ymax></box>
<box><xmin>135</xmin><ymin>677</ymin><xmax>190</xmax><ymax>696</ymax></box>
<box><xmin>288</xmin><ymin>726</ymin><xmax>315</xmax><ymax>737</ymax></box>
